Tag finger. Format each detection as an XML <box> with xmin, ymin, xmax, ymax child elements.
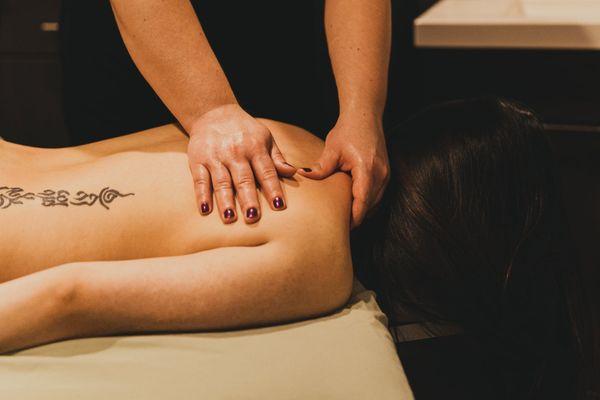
<box><xmin>229</xmin><ymin>161</ymin><xmax>261</xmax><ymax>224</ymax></box>
<box><xmin>270</xmin><ymin>141</ymin><xmax>297</xmax><ymax>178</ymax></box>
<box><xmin>372</xmin><ymin>183</ymin><xmax>386</xmax><ymax>207</ymax></box>
<box><xmin>251</xmin><ymin>152</ymin><xmax>286</xmax><ymax>211</ymax></box>
<box><xmin>372</xmin><ymin>163</ymin><xmax>391</xmax><ymax>207</ymax></box>
<box><xmin>296</xmin><ymin>148</ymin><xmax>339</xmax><ymax>180</ymax></box>
<box><xmin>190</xmin><ymin>162</ymin><xmax>213</xmax><ymax>215</ymax></box>
<box><xmin>350</xmin><ymin>169</ymin><xmax>373</xmax><ymax>229</ymax></box>
<box><xmin>209</xmin><ymin>162</ymin><xmax>238</xmax><ymax>224</ymax></box>
<box><xmin>365</xmin><ymin>181</ymin><xmax>388</xmax><ymax>222</ymax></box>
<box><xmin>371</xmin><ymin>173</ymin><xmax>390</xmax><ymax>208</ymax></box>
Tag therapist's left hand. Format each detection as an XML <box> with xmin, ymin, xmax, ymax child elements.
<box><xmin>297</xmin><ymin>113</ymin><xmax>390</xmax><ymax>228</ymax></box>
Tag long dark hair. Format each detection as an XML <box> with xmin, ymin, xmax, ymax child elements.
<box><xmin>351</xmin><ymin>97</ymin><xmax>594</xmax><ymax>397</ymax></box>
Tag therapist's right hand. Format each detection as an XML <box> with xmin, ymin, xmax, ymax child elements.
<box><xmin>187</xmin><ymin>103</ymin><xmax>297</xmax><ymax>224</ymax></box>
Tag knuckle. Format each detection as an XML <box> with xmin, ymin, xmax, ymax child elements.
<box><xmin>225</xmin><ymin>142</ymin><xmax>245</xmax><ymax>160</ymax></box>
<box><xmin>364</xmin><ymin>156</ymin><xmax>377</xmax><ymax>171</ymax></box>
<box><xmin>354</xmin><ymin>155</ymin><xmax>369</xmax><ymax>168</ymax></box>
<box><xmin>252</xmin><ymin>153</ymin><xmax>270</xmax><ymax>164</ymax></box>
<box><xmin>353</xmin><ymin>203</ymin><xmax>366</xmax><ymax>216</ymax></box>
<box><xmin>380</xmin><ymin>163</ymin><xmax>390</xmax><ymax>178</ymax></box>
<box><xmin>259</xmin><ymin>167</ymin><xmax>278</xmax><ymax>181</ymax></box>
<box><xmin>205</xmin><ymin>158</ymin><xmax>223</xmax><ymax>169</ymax></box>
<box><xmin>249</xmin><ymin>137</ymin><xmax>270</xmax><ymax>153</ymax></box>
<box><xmin>193</xmin><ymin>176</ymin><xmax>209</xmax><ymax>186</ymax></box>
<box><xmin>354</xmin><ymin>181</ymin><xmax>371</xmax><ymax>197</ymax></box>
<box><xmin>245</xmin><ymin>141</ymin><xmax>261</xmax><ymax>155</ymax></box>
<box><xmin>188</xmin><ymin>151</ymin><xmax>207</xmax><ymax>165</ymax></box>
<box><xmin>355</xmin><ymin>172</ymin><xmax>370</xmax><ymax>185</ymax></box>
<box><xmin>356</xmin><ymin>192</ymin><xmax>369</xmax><ymax>203</ymax></box>
<box><xmin>213</xmin><ymin>177</ymin><xmax>233</xmax><ymax>191</ymax></box>
<box><xmin>235</xmin><ymin>174</ymin><xmax>255</xmax><ymax>187</ymax></box>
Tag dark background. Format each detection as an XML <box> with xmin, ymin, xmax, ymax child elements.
<box><xmin>1</xmin><ymin>0</ymin><xmax>598</xmax><ymax>398</ymax></box>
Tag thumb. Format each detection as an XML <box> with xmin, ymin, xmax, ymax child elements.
<box><xmin>271</xmin><ymin>141</ymin><xmax>297</xmax><ymax>178</ymax></box>
<box><xmin>297</xmin><ymin>148</ymin><xmax>339</xmax><ymax>180</ymax></box>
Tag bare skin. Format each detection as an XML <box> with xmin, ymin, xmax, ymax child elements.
<box><xmin>109</xmin><ymin>0</ymin><xmax>391</xmax><ymax>226</ymax></box>
<box><xmin>0</xmin><ymin>120</ymin><xmax>353</xmax><ymax>353</ymax></box>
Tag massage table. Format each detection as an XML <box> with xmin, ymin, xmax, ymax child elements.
<box><xmin>0</xmin><ymin>279</ymin><xmax>413</xmax><ymax>399</ymax></box>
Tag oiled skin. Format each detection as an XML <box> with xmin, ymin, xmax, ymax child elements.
<box><xmin>0</xmin><ymin>120</ymin><xmax>353</xmax><ymax>283</ymax></box>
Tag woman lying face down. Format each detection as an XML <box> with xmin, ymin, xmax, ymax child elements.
<box><xmin>0</xmin><ymin>98</ymin><xmax>588</xmax><ymax>393</ymax></box>
<box><xmin>0</xmin><ymin>118</ymin><xmax>354</xmax><ymax>353</ymax></box>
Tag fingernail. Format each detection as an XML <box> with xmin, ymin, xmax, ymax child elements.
<box><xmin>301</xmin><ymin>167</ymin><xmax>312</xmax><ymax>172</ymax></box>
<box><xmin>246</xmin><ymin>207</ymin><xmax>258</xmax><ymax>219</ymax></box>
<box><xmin>200</xmin><ymin>202</ymin><xmax>210</xmax><ymax>214</ymax></box>
<box><xmin>284</xmin><ymin>162</ymin><xmax>296</xmax><ymax>168</ymax></box>
<box><xmin>224</xmin><ymin>208</ymin><xmax>235</xmax><ymax>219</ymax></box>
<box><xmin>273</xmin><ymin>196</ymin><xmax>285</xmax><ymax>209</ymax></box>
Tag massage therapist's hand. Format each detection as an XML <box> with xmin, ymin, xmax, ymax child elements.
<box><xmin>187</xmin><ymin>104</ymin><xmax>297</xmax><ymax>224</ymax></box>
<box><xmin>298</xmin><ymin>114</ymin><xmax>390</xmax><ymax>228</ymax></box>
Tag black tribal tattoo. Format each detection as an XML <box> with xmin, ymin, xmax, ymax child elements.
<box><xmin>0</xmin><ymin>186</ymin><xmax>134</xmax><ymax>210</ymax></box>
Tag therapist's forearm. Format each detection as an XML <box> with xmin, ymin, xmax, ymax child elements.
<box><xmin>325</xmin><ymin>0</ymin><xmax>391</xmax><ymax>119</ymax></box>
<box><xmin>110</xmin><ymin>0</ymin><xmax>237</xmax><ymax>132</ymax></box>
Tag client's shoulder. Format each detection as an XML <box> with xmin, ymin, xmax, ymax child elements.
<box><xmin>258</xmin><ymin>118</ymin><xmax>351</xmax><ymax>234</ymax></box>
<box><xmin>258</xmin><ymin>119</ymin><xmax>352</xmax><ymax>271</ymax></box>
<box><xmin>257</xmin><ymin>119</ymin><xmax>325</xmax><ymax>168</ymax></box>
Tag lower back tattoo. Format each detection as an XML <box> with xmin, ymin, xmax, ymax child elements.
<box><xmin>0</xmin><ymin>186</ymin><xmax>134</xmax><ymax>210</ymax></box>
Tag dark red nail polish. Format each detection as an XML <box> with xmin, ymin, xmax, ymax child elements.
<box><xmin>246</xmin><ymin>207</ymin><xmax>258</xmax><ymax>219</ymax></box>
<box><xmin>273</xmin><ymin>196</ymin><xmax>284</xmax><ymax>209</ymax></box>
<box><xmin>200</xmin><ymin>202</ymin><xmax>210</xmax><ymax>214</ymax></box>
<box><xmin>224</xmin><ymin>208</ymin><xmax>235</xmax><ymax>219</ymax></box>
<box><xmin>302</xmin><ymin>167</ymin><xmax>312</xmax><ymax>172</ymax></box>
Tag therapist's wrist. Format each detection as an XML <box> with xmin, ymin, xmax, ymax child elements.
<box><xmin>339</xmin><ymin>99</ymin><xmax>384</xmax><ymax>122</ymax></box>
<box><xmin>187</xmin><ymin>102</ymin><xmax>242</xmax><ymax>137</ymax></box>
<box><xmin>338</xmin><ymin>105</ymin><xmax>383</xmax><ymax>128</ymax></box>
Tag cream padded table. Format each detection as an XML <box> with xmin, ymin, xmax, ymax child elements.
<box><xmin>0</xmin><ymin>280</ymin><xmax>413</xmax><ymax>400</ymax></box>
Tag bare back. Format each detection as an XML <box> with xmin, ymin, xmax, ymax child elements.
<box><xmin>0</xmin><ymin>120</ymin><xmax>352</xmax><ymax>282</ymax></box>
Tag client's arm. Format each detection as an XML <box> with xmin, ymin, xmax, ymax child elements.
<box><xmin>0</xmin><ymin>238</ymin><xmax>352</xmax><ymax>353</ymax></box>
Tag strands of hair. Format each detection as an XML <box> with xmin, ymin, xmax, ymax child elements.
<box><xmin>351</xmin><ymin>97</ymin><xmax>597</xmax><ymax>398</ymax></box>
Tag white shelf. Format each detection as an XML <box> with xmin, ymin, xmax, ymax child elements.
<box><xmin>414</xmin><ymin>0</ymin><xmax>600</xmax><ymax>49</ymax></box>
